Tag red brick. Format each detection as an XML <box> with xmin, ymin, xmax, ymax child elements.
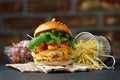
<box><xmin>103</xmin><ymin>31</ymin><xmax>120</xmax><ymax>42</ymax></box>
<box><xmin>77</xmin><ymin>0</ymin><xmax>120</xmax><ymax>11</ymax></box>
<box><xmin>28</xmin><ymin>0</ymin><xmax>71</xmax><ymax>13</ymax></box>
<box><xmin>113</xmin><ymin>32</ymin><xmax>120</xmax><ymax>42</ymax></box>
<box><xmin>0</xmin><ymin>2</ymin><xmax>23</xmax><ymax>13</ymax></box>
<box><xmin>113</xmin><ymin>46</ymin><xmax>120</xmax><ymax>58</ymax></box>
<box><xmin>55</xmin><ymin>15</ymin><xmax>98</xmax><ymax>27</ymax></box>
<box><xmin>0</xmin><ymin>34</ymin><xmax>23</xmax><ymax>47</ymax></box>
<box><xmin>104</xmin><ymin>15</ymin><xmax>120</xmax><ymax>26</ymax></box>
<box><xmin>3</xmin><ymin>17</ymin><xmax>45</xmax><ymax>30</ymax></box>
<box><xmin>103</xmin><ymin>31</ymin><xmax>114</xmax><ymax>42</ymax></box>
<box><xmin>77</xmin><ymin>0</ymin><xmax>100</xmax><ymax>11</ymax></box>
<box><xmin>100</xmin><ymin>0</ymin><xmax>120</xmax><ymax>10</ymax></box>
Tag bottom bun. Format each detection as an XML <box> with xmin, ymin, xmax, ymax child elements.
<box><xmin>34</xmin><ymin>59</ymin><xmax>71</xmax><ymax>66</ymax></box>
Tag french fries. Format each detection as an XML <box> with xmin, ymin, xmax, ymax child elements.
<box><xmin>74</xmin><ymin>39</ymin><xmax>104</xmax><ymax>70</ymax></box>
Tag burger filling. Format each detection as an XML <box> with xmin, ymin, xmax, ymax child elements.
<box><xmin>28</xmin><ymin>30</ymin><xmax>76</xmax><ymax>62</ymax></box>
<box><xmin>32</xmin><ymin>44</ymin><xmax>73</xmax><ymax>62</ymax></box>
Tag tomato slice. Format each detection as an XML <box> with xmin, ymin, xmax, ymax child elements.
<box><xmin>34</xmin><ymin>51</ymin><xmax>39</xmax><ymax>54</ymax></box>
<box><xmin>61</xmin><ymin>42</ymin><xmax>69</xmax><ymax>46</ymax></box>
<box><xmin>36</xmin><ymin>44</ymin><xmax>48</xmax><ymax>52</ymax></box>
<box><xmin>48</xmin><ymin>43</ymin><xmax>57</xmax><ymax>46</ymax></box>
<box><xmin>48</xmin><ymin>43</ymin><xmax>58</xmax><ymax>49</ymax></box>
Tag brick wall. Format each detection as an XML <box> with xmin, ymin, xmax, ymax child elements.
<box><xmin>0</xmin><ymin>0</ymin><xmax>120</xmax><ymax>59</ymax></box>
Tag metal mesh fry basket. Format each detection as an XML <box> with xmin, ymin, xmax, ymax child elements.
<box><xmin>75</xmin><ymin>32</ymin><xmax>115</xmax><ymax>69</ymax></box>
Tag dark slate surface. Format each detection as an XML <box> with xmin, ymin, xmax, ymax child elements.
<box><xmin>0</xmin><ymin>58</ymin><xmax>120</xmax><ymax>80</ymax></box>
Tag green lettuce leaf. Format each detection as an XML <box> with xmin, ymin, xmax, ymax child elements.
<box><xmin>28</xmin><ymin>30</ymin><xmax>76</xmax><ymax>51</ymax></box>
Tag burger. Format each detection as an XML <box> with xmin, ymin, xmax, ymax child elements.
<box><xmin>28</xmin><ymin>20</ymin><xmax>76</xmax><ymax>66</ymax></box>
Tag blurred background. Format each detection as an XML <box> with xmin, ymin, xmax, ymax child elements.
<box><xmin>0</xmin><ymin>0</ymin><xmax>120</xmax><ymax>59</ymax></box>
